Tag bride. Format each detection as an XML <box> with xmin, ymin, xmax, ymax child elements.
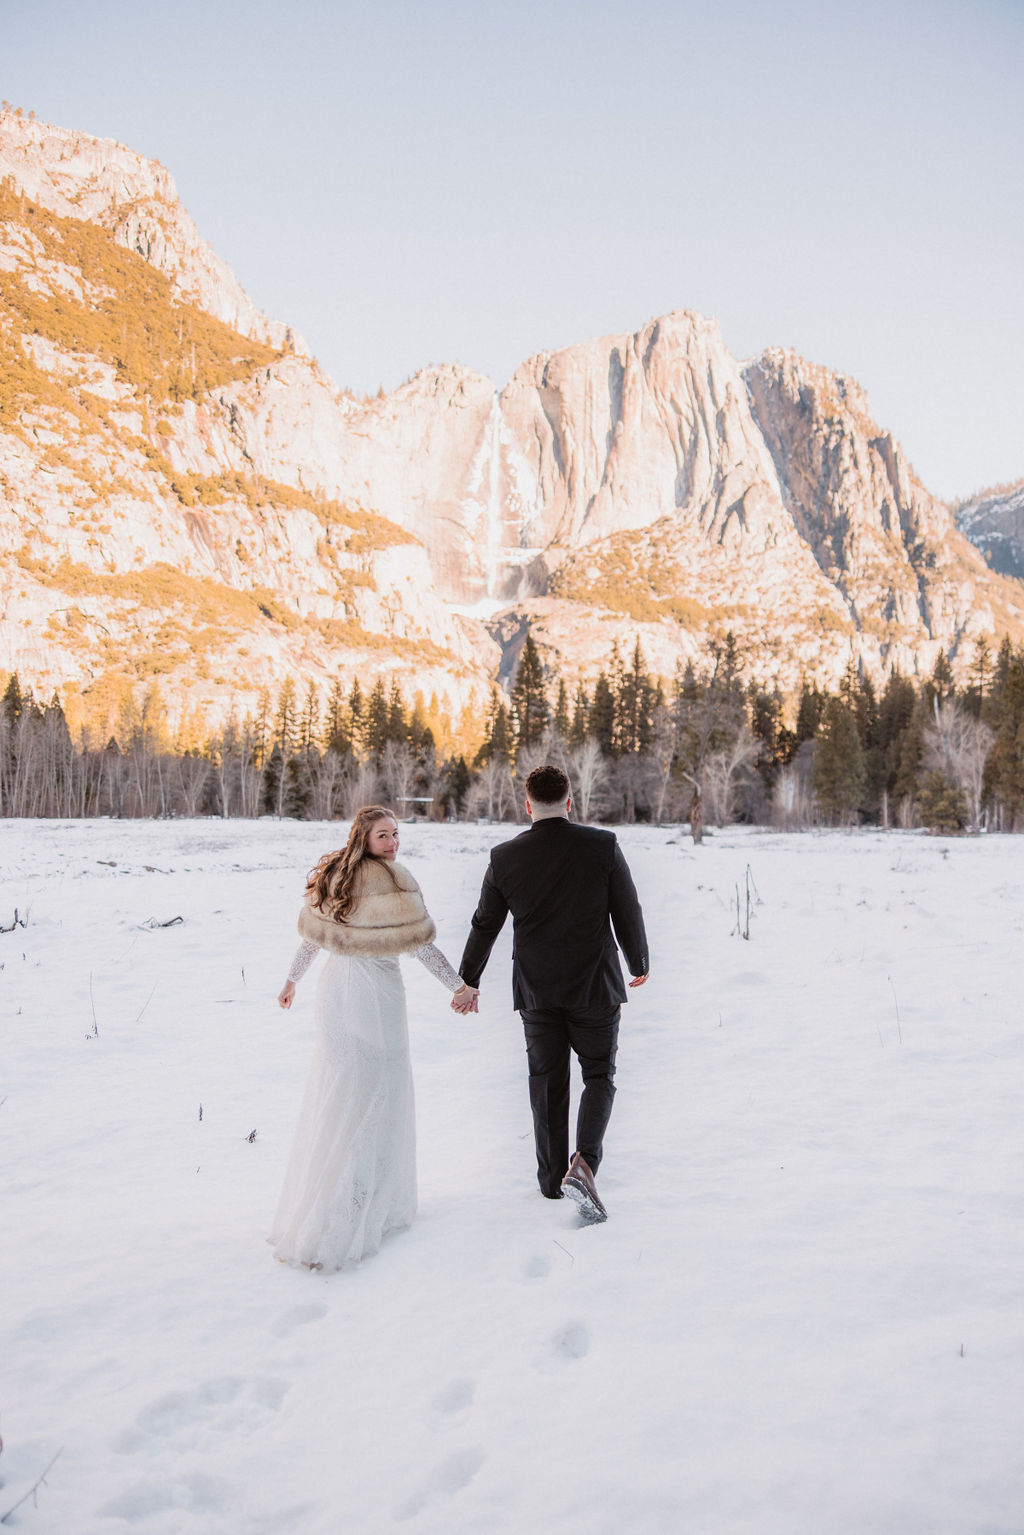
<box><xmin>270</xmin><ymin>806</ymin><xmax>474</xmax><ymax>1271</ymax></box>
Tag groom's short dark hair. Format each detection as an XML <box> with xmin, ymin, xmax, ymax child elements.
<box><xmin>525</xmin><ymin>765</ymin><xmax>570</xmax><ymax>804</ymax></box>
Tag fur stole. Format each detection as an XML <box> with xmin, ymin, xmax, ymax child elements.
<box><xmin>297</xmin><ymin>857</ymin><xmax>436</xmax><ymax>957</ymax></box>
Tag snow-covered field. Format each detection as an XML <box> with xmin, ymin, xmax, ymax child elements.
<box><xmin>2</xmin><ymin>819</ymin><xmax>1022</xmax><ymax>1535</ymax></box>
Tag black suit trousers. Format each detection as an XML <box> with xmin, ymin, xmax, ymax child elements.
<box><xmin>520</xmin><ymin>1005</ymin><xmax>620</xmax><ymax>1197</ymax></box>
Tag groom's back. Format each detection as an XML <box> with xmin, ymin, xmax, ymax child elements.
<box><xmin>481</xmin><ymin>818</ymin><xmax>645</xmax><ymax>1011</ymax></box>
<box><xmin>490</xmin><ymin>819</ymin><xmax>618</xmax><ymax>941</ymax></box>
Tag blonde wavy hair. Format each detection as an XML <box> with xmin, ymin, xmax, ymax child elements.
<box><xmin>306</xmin><ymin>805</ymin><xmax>399</xmax><ymax>921</ymax></box>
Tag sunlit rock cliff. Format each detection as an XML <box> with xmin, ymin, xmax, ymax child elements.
<box><xmin>2</xmin><ymin>108</ymin><xmax>1023</xmax><ymax>737</ymax></box>
<box><xmin>955</xmin><ymin>481</ymin><xmax>1024</xmax><ymax>582</ymax></box>
<box><xmin>0</xmin><ymin>112</ymin><xmax>298</xmax><ymax>351</ymax></box>
<box><xmin>0</xmin><ymin>111</ymin><xmax>497</xmax><ymax>733</ymax></box>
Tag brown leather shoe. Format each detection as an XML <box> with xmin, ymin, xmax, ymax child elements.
<box><xmin>561</xmin><ymin>1153</ymin><xmax>608</xmax><ymax>1223</ymax></box>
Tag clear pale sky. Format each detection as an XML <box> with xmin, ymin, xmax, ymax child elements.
<box><xmin>4</xmin><ymin>0</ymin><xmax>1022</xmax><ymax>500</ymax></box>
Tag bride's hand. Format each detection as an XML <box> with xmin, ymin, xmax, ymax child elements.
<box><xmin>278</xmin><ymin>980</ymin><xmax>296</xmax><ymax>1010</ymax></box>
<box><xmin>451</xmin><ymin>983</ymin><xmax>479</xmax><ymax>1014</ymax></box>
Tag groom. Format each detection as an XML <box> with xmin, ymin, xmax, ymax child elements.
<box><xmin>454</xmin><ymin>765</ymin><xmax>648</xmax><ymax>1221</ymax></box>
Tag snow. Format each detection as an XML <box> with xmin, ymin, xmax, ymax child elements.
<box><xmin>446</xmin><ymin>598</ymin><xmax>506</xmax><ymax>621</ymax></box>
<box><xmin>1</xmin><ymin>819</ymin><xmax>1022</xmax><ymax>1534</ymax></box>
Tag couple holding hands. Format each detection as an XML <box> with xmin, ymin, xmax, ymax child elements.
<box><xmin>271</xmin><ymin>765</ymin><xmax>649</xmax><ymax>1272</ymax></box>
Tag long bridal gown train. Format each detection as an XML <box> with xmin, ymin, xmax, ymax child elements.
<box><xmin>269</xmin><ymin>938</ymin><xmax>460</xmax><ymax>1271</ymax></box>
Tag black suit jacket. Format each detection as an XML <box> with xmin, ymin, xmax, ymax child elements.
<box><xmin>459</xmin><ymin>818</ymin><xmax>649</xmax><ymax>1012</ymax></box>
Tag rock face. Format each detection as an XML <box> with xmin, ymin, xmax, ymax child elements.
<box><xmin>742</xmin><ymin>350</ymin><xmax>1019</xmax><ymax>677</ymax></box>
<box><xmin>0</xmin><ymin>111</ymin><xmax>497</xmax><ymax>733</ymax></box>
<box><xmin>0</xmin><ymin>113</ymin><xmax>298</xmax><ymax>351</ymax></box>
<box><xmin>2</xmin><ymin>107</ymin><xmax>1024</xmax><ymax>738</ymax></box>
<box><xmin>956</xmin><ymin>482</ymin><xmax>1024</xmax><ymax>581</ymax></box>
<box><xmin>221</xmin><ymin>309</ymin><xmax>1024</xmax><ymax>688</ymax></box>
<box><xmin>447</xmin><ymin>322</ymin><xmax>1023</xmax><ymax>690</ymax></box>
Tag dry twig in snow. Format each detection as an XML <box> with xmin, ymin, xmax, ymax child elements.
<box><xmin>0</xmin><ymin>1447</ymin><xmax>64</xmax><ymax>1525</ymax></box>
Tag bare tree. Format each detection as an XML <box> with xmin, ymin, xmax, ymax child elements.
<box><xmin>645</xmin><ymin>702</ymin><xmax>680</xmax><ymax>825</ymax></box>
<box><xmin>306</xmin><ymin>748</ymin><xmax>347</xmax><ymax>820</ymax></box>
<box><xmin>465</xmin><ymin>757</ymin><xmax>518</xmax><ymax>821</ymax></box>
<box><xmin>171</xmin><ymin>753</ymin><xmax>211</xmax><ymax>816</ymax></box>
<box><xmin>672</xmin><ymin>646</ymin><xmax>748</xmax><ymax>837</ymax></box>
<box><xmin>567</xmin><ymin>737</ymin><xmax>610</xmax><ymax>823</ymax></box>
<box><xmin>922</xmin><ymin>697</ymin><xmax>994</xmax><ymax>829</ymax></box>
<box><xmin>516</xmin><ymin>728</ymin><xmax>569</xmax><ymax>783</ymax></box>
<box><xmin>770</xmin><ymin>758</ymin><xmax>815</xmax><ymax>829</ymax></box>
<box><xmin>340</xmin><ymin>758</ymin><xmax>381</xmax><ymax>818</ymax></box>
<box><xmin>236</xmin><ymin>723</ymin><xmax>263</xmax><ymax>817</ymax></box>
<box><xmin>380</xmin><ymin>740</ymin><xmax>416</xmax><ymax>815</ymax></box>
<box><xmin>703</xmin><ymin>729</ymin><xmax>760</xmax><ymax>827</ymax></box>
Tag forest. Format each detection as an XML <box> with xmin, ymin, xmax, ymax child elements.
<box><xmin>3</xmin><ymin>632</ymin><xmax>1024</xmax><ymax>831</ymax></box>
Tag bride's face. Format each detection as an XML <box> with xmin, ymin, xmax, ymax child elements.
<box><xmin>367</xmin><ymin>817</ymin><xmax>400</xmax><ymax>861</ymax></box>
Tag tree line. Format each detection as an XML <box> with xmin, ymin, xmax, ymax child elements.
<box><xmin>3</xmin><ymin>632</ymin><xmax>1024</xmax><ymax>831</ymax></box>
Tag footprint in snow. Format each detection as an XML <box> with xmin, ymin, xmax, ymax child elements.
<box><xmin>270</xmin><ymin>1300</ymin><xmax>329</xmax><ymax>1337</ymax></box>
<box><xmin>523</xmin><ymin>1253</ymin><xmax>552</xmax><ymax>1281</ymax></box>
<box><xmin>394</xmin><ymin>1447</ymin><xmax>486</xmax><ymax>1520</ymax></box>
<box><xmin>112</xmin><ymin>1375</ymin><xmax>287</xmax><ymax>1455</ymax></box>
<box><xmin>99</xmin><ymin>1471</ymin><xmax>227</xmax><ymax>1521</ymax></box>
<box><xmin>428</xmin><ymin>1376</ymin><xmax>474</xmax><ymax>1425</ymax></box>
<box><xmin>555</xmin><ymin>1321</ymin><xmax>590</xmax><ymax>1360</ymax></box>
<box><xmin>535</xmin><ymin>1321</ymin><xmax>590</xmax><ymax>1372</ymax></box>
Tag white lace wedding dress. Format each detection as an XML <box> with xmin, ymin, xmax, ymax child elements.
<box><xmin>269</xmin><ymin>938</ymin><xmax>461</xmax><ymax>1271</ymax></box>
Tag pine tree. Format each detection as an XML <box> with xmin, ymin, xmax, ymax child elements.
<box><xmin>274</xmin><ymin>678</ymin><xmax>299</xmax><ymax>756</ymax></box>
<box><xmin>284</xmin><ymin>751</ymin><xmax>314</xmax><ymax>818</ymax></box>
<box><xmin>795</xmin><ymin>681</ymin><xmax>825</xmax><ymax>744</ymax></box>
<box><xmin>893</xmin><ymin>693</ymin><xmax>928</xmax><ymax>809</ymax></box>
<box><xmin>982</xmin><ymin>645</ymin><xmax>1024</xmax><ymax>827</ymax></box>
<box><xmin>812</xmin><ymin>697</ymin><xmax>866</xmax><ymax>823</ymax></box>
<box><xmin>408</xmin><ymin>699</ymin><xmax>434</xmax><ymax>753</ymax></box>
<box><xmin>589</xmin><ymin>672</ymin><xmax>616</xmax><ymax>757</ymax></box>
<box><xmin>917</xmin><ymin>770</ymin><xmax>968</xmax><ymax>832</ymax></box>
<box><xmin>877</xmin><ymin>670</ymin><xmax>917</xmax><ymax>816</ymax></box>
<box><xmin>616</xmin><ymin>639</ymin><xmax>657</xmax><ymax>756</ymax></box>
<box><xmin>362</xmin><ymin>679</ymin><xmax>390</xmax><ymax>762</ymax></box>
<box><xmin>386</xmin><ymin>680</ymin><xmax>407</xmax><ymax>745</ymax></box>
<box><xmin>252</xmin><ymin>687</ymin><xmax>271</xmax><ymax>769</ymax></box>
<box><xmin>930</xmin><ymin>649</ymin><xmax>954</xmax><ymax>705</ymax></box>
<box><xmin>983</xmin><ymin>638</ymin><xmax>1014</xmax><ymax>732</ymax></box>
<box><xmin>439</xmin><ymin>755</ymin><xmax>471</xmax><ymax>817</ymax></box>
<box><xmin>569</xmin><ymin>682</ymin><xmax>590</xmax><ymax>748</ymax></box>
<box><xmin>607</xmin><ymin>642</ymin><xmax>627</xmax><ymax>756</ymax></box>
<box><xmin>844</xmin><ymin>667</ymin><xmax>882</xmax><ymax>815</ymax></box>
<box><xmin>553</xmin><ymin>679</ymin><xmax>571</xmax><ymax>741</ymax></box>
<box><xmin>348</xmin><ymin>679</ymin><xmax>365</xmax><ymax>744</ymax></box>
<box><xmin>324</xmin><ymin>677</ymin><xmax>353</xmax><ymax>755</ymax></box>
<box><xmin>749</xmin><ymin>688</ymin><xmax>784</xmax><ymax>789</ymax></box>
<box><xmin>407</xmin><ymin>698</ymin><xmax>436</xmax><ymax>796</ymax></box>
<box><xmin>41</xmin><ymin>693</ymin><xmax>76</xmax><ymax>817</ymax></box>
<box><xmin>717</xmin><ymin>632</ymin><xmax>744</xmax><ymax>696</ymax></box>
<box><xmin>475</xmin><ymin>688</ymin><xmax>513</xmax><ymax>766</ymax></box>
<box><xmin>2</xmin><ymin>672</ymin><xmax>23</xmax><ymax>724</ymax></box>
<box><xmin>509</xmin><ymin>635</ymin><xmax>549</xmax><ymax>752</ymax></box>
<box><xmin>0</xmin><ymin>673</ymin><xmax>24</xmax><ymax>807</ymax></box>
<box><xmin>964</xmin><ymin>636</ymin><xmax>992</xmax><ymax>719</ymax></box>
<box><xmin>299</xmin><ymin>680</ymin><xmax>320</xmax><ymax>754</ymax></box>
<box><xmin>261</xmin><ymin>744</ymin><xmax>284</xmax><ymax>815</ymax></box>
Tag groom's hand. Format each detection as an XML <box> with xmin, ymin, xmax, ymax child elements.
<box><xmin>451</xmin><ymin>983</ymin><xmax>479</xmax><ymax>1014</ymax></box>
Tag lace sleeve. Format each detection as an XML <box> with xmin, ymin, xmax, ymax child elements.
<box><xmin>287</xmin><ymin>938</ymin><xmax>320</xmax><ymax>984</ymax></box>
<box><xmin>411</xmin><ymin>942</ymin><xmax>463</xmax><ymax>991</ymax></box>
